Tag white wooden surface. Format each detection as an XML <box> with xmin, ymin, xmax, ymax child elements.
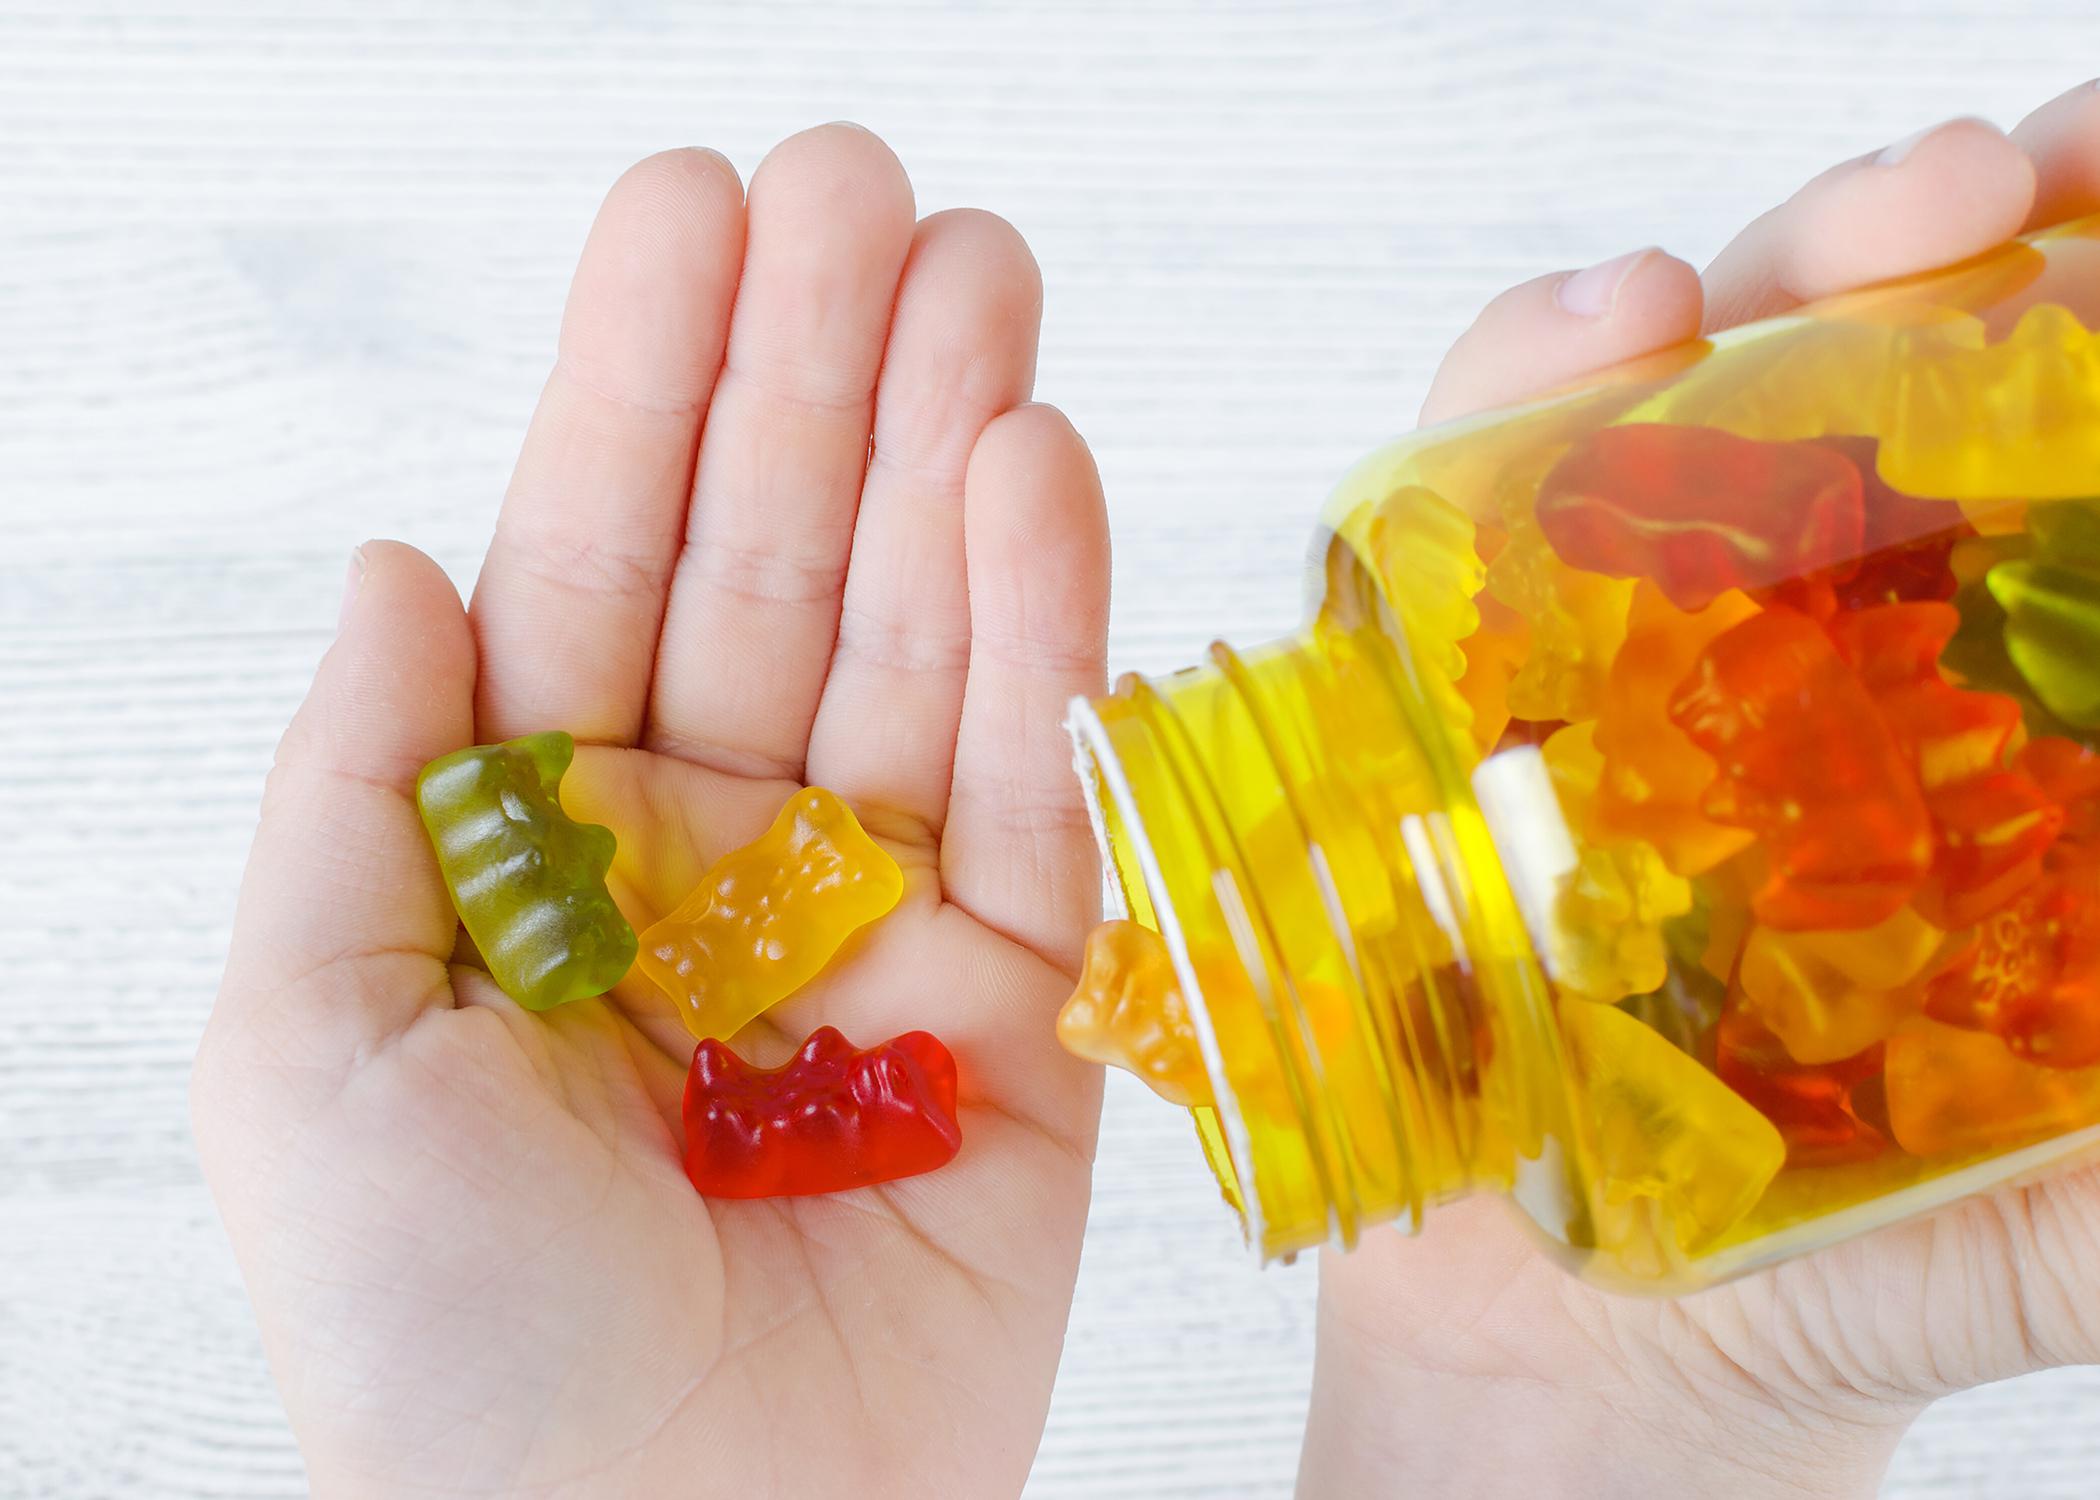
<box><xmin>5</xmin><ymin>3</ymin><xmax>2100</xmax><ymax>1494</ymax></box>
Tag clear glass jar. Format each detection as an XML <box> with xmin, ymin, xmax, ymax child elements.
<box><xmin>1071</xmin><ymin>215</ymin><xmax>2100</xmax><ymax>1290</ymax></box>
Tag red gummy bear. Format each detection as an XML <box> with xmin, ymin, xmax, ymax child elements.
<box><xmin>1536</xmin><ymin>423</ymin><xmax>1864</xmax><ymax>612</ymax></box>
<box><xmin>682</xmin><ymin>1026</ymin><xmax>963</xmax><ymax>1198</ymax></box>
<box><xmin>1765</xmin><ymin>438</ymin><xmax>1972</xmax><ymax>618</ymax></box>
<box><xmin>1668</xmin><ymin>606</ymin><xmax>1932</xmax><ymax>930</ymax></box>
<box><xmin>1820</xmin><ymin>437</ymin><xmax>1968</xmax><ymax>612</ymax></box>
<box><xmin>1714</xmin><ymin>1005</ymin><xmax>1888</xmax><ymax>1166</ymax></box>
<box><xmin>1827</xmin><ymin>602</ymin><xmax>2061</xmax><ymax>928</ymax></box>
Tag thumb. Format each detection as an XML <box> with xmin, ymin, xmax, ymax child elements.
<box><xmin>199</xmin><ymin>541</ymin><xmax>477</xmax><ymax>1097</ymax></box>
<box><xmin>1416</xmin><ymin>249</ymin><xmax>1704</xmax><ymax>427</ymax></box>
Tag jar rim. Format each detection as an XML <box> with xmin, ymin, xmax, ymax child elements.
<box><xmin>1066</xmin><ymin>689</ymin><xmax>1272</xmax><ymax>1259</ymax></box>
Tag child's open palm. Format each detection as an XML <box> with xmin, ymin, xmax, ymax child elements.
<box><xmin>192</xmin><ymin>126</ymin><xmax>1108</xmax><ymax>1500</ymax></box>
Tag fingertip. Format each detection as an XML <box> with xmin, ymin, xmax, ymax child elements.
<box><xmin>1873</xmin><ymin>116</ymin><xmax>2035</xmax><ymax>227</ymax></box>
<box><xmin>751</xmin><ymin>120</ymin><xmax>917</xmax><ymax>236</ymax></box>
<box><xmin>2011</xmin><ymin>80</ymin><xmax>2100</xmax><ymax>227</ymax></box>
<box><xmin>964</xmin><ymin>404</ymin><xmax>1111</xmax><ymax>681</ymax></box>
<box><xmin>972</xmin><ymin>399</ymin><xmax>1087</xmax><ymax>468</ymax></box>
<box><xmin>1868</xmin><ymin>113</ymin><xmax>2004</xmax><ymax>169</ymax></box>
<box><xmin>1766</xmin><ymin>118</ymin><xmax>2034</xmax><ymax>305</ymax></box>
<box><xmin>292</xmin><ymin>539</ymin><xmax>477</xmax><ymax>791</ymax></box>
<box><xmin>713</xmin><ymin>121</ymin><xmax>919</xmax><ymax>416</ymax></box>
<box><xmin>895</xmin><ymin>209</ymin><xmax>1046</xmax><ymax>407</ymax></box>
<box><xmin>912</xmin><ymin>207</ymin><xmax>1045</xmax><ymax>318</ymax></box>
<box><xmin>346</xmin><ymin>536</ymin><xmax>467</xmax><ymax>623</ymax></box>
<box><xmin>1421</xmin><ymin>249</ymin><xmax>1703</xmax><ymax>425</ymax></box>
<box><xmin>1586</xmin><ymin>247</ymin><xmax>1705</xmax><ymax>343</ymax></box>
<box><xmin>610</xmin><ymin>145</ymin><xmax>745</xmax><ymax>211</ymax></box>
<box><xmin>559</xmin><ymin>147</ymin><xmax>747</xmax><ymax>411</ymax></box>
<box><xmin>970</xmin><ymin>405</ymin><xmax>1117</xmax><ymax>546</ymax></box>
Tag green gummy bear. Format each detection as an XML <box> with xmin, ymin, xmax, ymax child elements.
<box><xmin>416</xmin><ymin>731</ymin><xmax>637</xmax><ymax>1010</ymax></box>
<box><xmin>1988</xmin><ymin>500</ymin><xmax>2100</xmax><ymax>727</ymax></box>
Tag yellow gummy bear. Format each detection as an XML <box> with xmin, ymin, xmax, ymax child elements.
<box><xmin>1878</xmin><ymin>303</ymin><xmax>2100</xmax><ymax>501</ymax></box>
<box><xmin>1625</xmin><ymin>313</ymin><xmax>1902</xmax><ymax>444</ymax></box>
<box><xmin>638</xmin><ymin>787</ymin><xmax>904</xmax><ymax>1042</ymax></box>
<box><xmin>1616</xmin><ymin>290</ymin><xmax>2100</xmax><ymax>512</ymax></box>
<box><xmin>1487</xmin><ymin>512</ymin><xmax>1634</xmax><ymax>723</ymax></box>
<box><xmin>1735</xmin><ymin>907</ymin><xmax>1947</xmax><ymax>1065</ymax></box>
<box><xmin>1561</xmin><ymin>1000</ymin><xmax>1785</xmax><ymax>1252</ymax></box>
<box><xmin>1057</xmin><ymin>920</ymin><xmax>1211</xmax><ymax>1106</ymax></box>
<box><xmin>1541</xmin><ymin>723</ymin><xmax>1693</xmax><ymax>1001</ymax></box>
<box><xmin>1366</xmin><ymin>484</ymin><xmax>1487</xmax><ymax>734</ymax></box>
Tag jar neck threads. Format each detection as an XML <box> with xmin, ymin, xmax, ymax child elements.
<box><xmin>1071</xmin><ymin>536</ymin><xmax>1588</xmax><ymax>1261</ymax></box>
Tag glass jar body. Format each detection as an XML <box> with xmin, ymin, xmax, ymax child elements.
<box><xmin>1075</xmin><ymin>217</ymin><xmax>2100</xmax><ymax>1288</ymax></box>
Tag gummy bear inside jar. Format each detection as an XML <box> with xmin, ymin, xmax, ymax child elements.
<box><xmin>1068</xmin><ymin>227</ymin><xmax>2100</xmax><ymax>1278</ymax></box>
<box><xmin>1388</xmin><ymin>262</ymin><xmax>2100</xmax><ymax>1262</ymax></box>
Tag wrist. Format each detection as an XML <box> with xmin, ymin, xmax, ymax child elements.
<box><xmin>1297</xmin><ymin>1230</ymin><xmax>1918</xmax><ymax>1500</ymax></box>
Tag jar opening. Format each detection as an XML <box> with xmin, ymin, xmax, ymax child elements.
<box><xmin>1068</xmin><ymin>688</ymin><xmax>1268</xmax><ymax>1250</ymax></box>
<box><xmin>1066</xmin><ymin>609</ymin><xmax>1578</xmax><ymax>1262</ymax></box>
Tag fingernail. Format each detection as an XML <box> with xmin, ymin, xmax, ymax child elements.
<box><xmin>1556</xmin><ymin>248</ymin><xmax>1652</xmax><ymax>317</ymax></box>
<box><xmin>337</xmin><ymin>545</ymin><xmax>366</xmax><ymax>634</ymax></box>
<box><xmin>1876</xmin><ymin>115</ymin><xmax>1989</xmax><ymax>166</ymax></box>
<box><xmin>1876</xmin><ymin>122</ymin><xmax>1939</xmax><ymax>166</ymax></box>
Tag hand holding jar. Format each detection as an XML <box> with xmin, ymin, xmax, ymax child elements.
<box><xmin>1282</xmin><ymin>96</ymin><xmax>2100</xmax><ymax>1500</ymax></box>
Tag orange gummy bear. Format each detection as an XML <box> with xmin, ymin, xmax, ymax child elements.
<box><xmin>1820</xmin><ymin>437</ymin><xmax>1969</xmax><ymax>612</ymax></box>
<box><xmin>1924</xmin><ymin>876</ymin><xmax>2100</xmax><ymax>1069</ymax></box>
<box><xmin>1057</xmin><ymin>921</ymin><xmax>1211</xmax><ymax>1106</ymax></box>
<box><xmin>1885</xmin><ymin>1017</ymin><xmax>2100</xmax><ymax>1157</ymax></box>
<box><xmin>2024</xmin><ymin>735</ymin><xmax>2100</xmax><ymax>853</ymax></box>
<box><xmin>1590</xmin><ymin>582</ymin><xmax>1759</xmax><ymax>876</ymax></box>
<box><xmin>1455</xmin><ymin>588</ymin><xmax>1530</xmax><ymax>753</ymax></box>
<box><xmin>1668</xmin><ymin>606</ymin><xmax>1932</xmax><ymax>930</ymax></box>
<box><xmin>1916</xmin><ymin>735</ymin><xmax>2100</xmax><ymax>1069</ymax></box>
<box><xmin>639</xmin><ymin>787</ymin><xmax>904</xmax><ymax>1042</ymax></box>
<box><xmin>1827</xmin><ymin>602</ymin><xmax>2062</xmax><ymax>929</ymax></box>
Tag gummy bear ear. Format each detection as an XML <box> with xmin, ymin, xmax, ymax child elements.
<box><xmin>798</xmin><ymin>1026</ymin><xmax>855</xmax><ymax>1065</ymax></box>
<box><xmin>689</xmin><ymin>1038</ymin><xmax>748</xmax><ymax>1090</ymax></box>
<box><xmin>206</xmin><ymin>542</ymin><xmax>476</xmax><ymax>1068</ymax></box>
<box><xmin>890</xmin><ymin>1032</ymin><xmax>960</xmax><ymax>1115</ymax></box>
